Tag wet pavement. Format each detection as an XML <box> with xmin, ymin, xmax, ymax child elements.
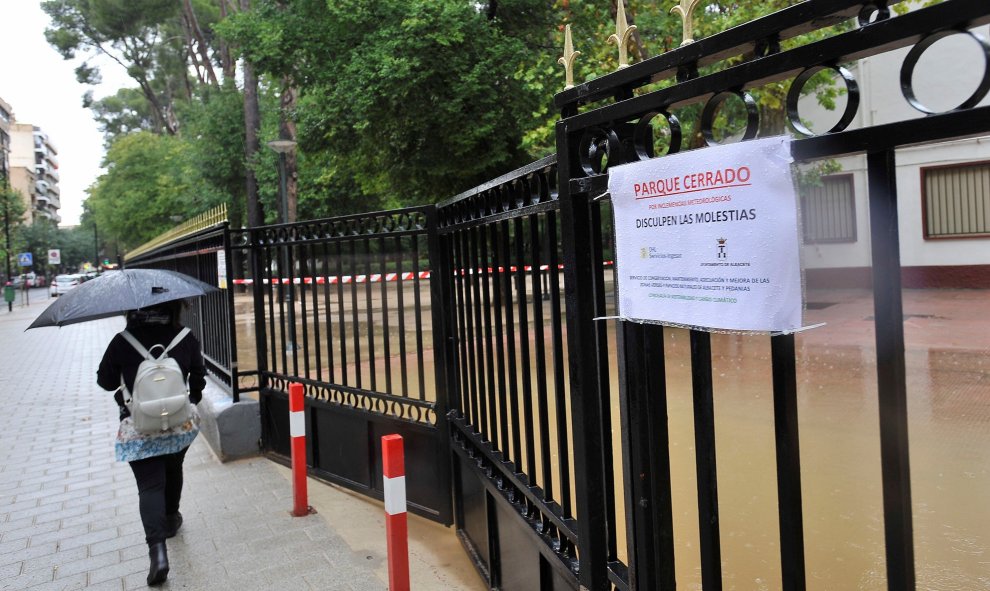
<box><xmin>0</xmin><ymin>288</ymin><xmax>482</xmax><ymax>590</ymax></box>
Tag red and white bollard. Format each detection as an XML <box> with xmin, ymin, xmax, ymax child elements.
<box><xmin>382</xmin><ymin>434</ymin><xmax>410</xmax><ymax>591</ymax></box>
<box><xmin>289</xmin><ymin>383</ymin><xmax>310</xmax><ymax>517</ymax></box>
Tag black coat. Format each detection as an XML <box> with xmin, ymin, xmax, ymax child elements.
<box><xmin>97</xmin><ymin>324</ymin><xmax>207</xmax><ymax>404</ymax></box>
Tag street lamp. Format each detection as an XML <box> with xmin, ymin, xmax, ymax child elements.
<box><xmin>266</xmin><ymin>138</ymin><xmax>297</xmax><ymax>353</ymax></box>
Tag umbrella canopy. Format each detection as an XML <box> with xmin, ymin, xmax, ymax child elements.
<box><xmin>28</xmin><ymin>269</ymin><xmax>219</xmax><ymax>329</ymax></box>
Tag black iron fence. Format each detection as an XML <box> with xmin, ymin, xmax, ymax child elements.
<box><xmin>125</xmin><ymin>1</ymin><xmax>990</xmax><ymax>589</ymax></box>
<box><xmin>230</xmin><ymin>207</ymin><xmax>453</xmax><ymax>523</ymax></box>
<box><xmin>126</xmin><ymin>222</ymin><xmax>239</xmax><ymax>401</ymax></box>
<box><xmin>551</xmin><ymin>1</ymin><xmax>990</xmax><ymax>589</ymax></box>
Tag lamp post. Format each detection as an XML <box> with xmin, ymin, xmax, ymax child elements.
<box><xmin>267</xmin><ymin>138</ymin><xmax>297</xmax><ymax>352</ymax></box>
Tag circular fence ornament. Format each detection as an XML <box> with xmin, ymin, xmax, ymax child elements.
<box><xmin>857</xmin><ymin>2</ymin><xmax>890</xmax><ymax>27</ymax></box>
<box><xmin>701</xmin><ymin>90</ymin><xmax>759</xmax><ymax>146</ymax></box>
<box><xmin>633</xmin><ymin>111</ymin><xmax>682</xmax><ymax>161</ymax></box>
<box><xmin>578</xmin><ymin>127</ymin><xmax>622</xmax><ymax>176</ymax></box>
<box><xmin>786</xmin><ymin>64</ymin><xmax>860</xmax><ymax>136</ymax></box>
<box><xmin>901</xmin><ymin>29</ymin><xmax>990</xmax><ymax>115</ymax></box>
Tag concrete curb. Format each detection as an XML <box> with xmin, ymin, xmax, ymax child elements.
<box><xmin>197</xmin><ymin>377</ymin><xmax>261</xmax><ymax>462</ymax></box>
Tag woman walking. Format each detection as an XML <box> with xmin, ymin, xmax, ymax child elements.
<box><xmin>97</xmin><ymin>300</ymin><xmax>206</xmax><ymax>586</ymax></box>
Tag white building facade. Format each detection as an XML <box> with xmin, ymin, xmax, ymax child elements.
<box><xmin>797</xmin><ymin>20</ymin><xmax>990</xmax><ymax>288</ymax></box>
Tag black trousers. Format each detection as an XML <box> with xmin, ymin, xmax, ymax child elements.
<box><xmin>129</xmin><ymin>446</ymin><xmax>189</xmax><ymax>545</ymax></box>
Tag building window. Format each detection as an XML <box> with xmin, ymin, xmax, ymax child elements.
<box><xmin>923</xmin><ymin>161</ymin><xmax>990</xmax><ymax>239</ymax></box>
<box><xmin>801</xmin><ymin>174</ymin><xmax>857</xmax><ymax>243</ymax></box>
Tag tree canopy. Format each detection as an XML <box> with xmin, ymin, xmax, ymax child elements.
<box><xmin>44</xmin><ymin>0</ymin><xmax>854</xmax><ymax>251</ymax></box>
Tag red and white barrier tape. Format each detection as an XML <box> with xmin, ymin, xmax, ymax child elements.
<box><xmin>230</xmin><ymin>261</ymin><xmax>613</xmax><ymax>285</ymax></box>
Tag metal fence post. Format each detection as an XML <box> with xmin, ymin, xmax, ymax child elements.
<box><xmin>556</xmin><ymin>118</ymin><xmax>610</xmax><ymax>591</ymax></box>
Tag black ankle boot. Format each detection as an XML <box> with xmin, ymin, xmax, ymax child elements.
<box><xmin>147</xmin><ymin>542</ymin><xmax>169</xmax><ymax>586</ymax></box>
<box><xmin>166</xmin><ymin>512</ymin><xmax>183</xmax><ymax>538</ymax></box>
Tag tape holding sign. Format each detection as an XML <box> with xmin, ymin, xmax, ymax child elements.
<box><xmin>608</xmin><ymin>135</ymin><xmax>802</xmax><ymax>333</ymax></box>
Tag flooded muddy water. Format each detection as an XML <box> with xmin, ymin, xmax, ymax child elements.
<box><xmin>231</xmin><ymin>283</ymin><xmax>989</xmax><ymax>590</ymax></box>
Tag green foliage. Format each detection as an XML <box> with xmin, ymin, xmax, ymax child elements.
<box><xmin>85</xmin><ymin>132</ymin><xmax>205</xmax><ymax>251</ymax></box>
<box><xmin>1</xmin><ymin>188</ymin><xmax>28</xmax><ymax>276</ymax></box>
<box><xmin>89</xmin><ymin>88</ymin><xmax>159</xmax><ymax>139</ymax></box>
<box><xmin>220</xmin><ymin>0</ymin><xmax>545</xmax><ymax>203</ymax></box>
<box><xmin>74</xmin><ymin>0</ymin><xmax>862</xmax><ymax>251</ymax></box>
<box><xmin>175</xmin><ymin>83</ymin><xmax>250</xmax><ymax>226</ymax></box>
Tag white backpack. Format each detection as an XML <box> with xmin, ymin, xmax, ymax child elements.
<box><xmin>120</xmin><ymin>328</ymin><xmax>192</xmax><ymax>433</ymax></box>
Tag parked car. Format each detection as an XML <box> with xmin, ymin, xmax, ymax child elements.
<box><xmin>50</xmin><ymin>274</ymin><xmax>82</xmax><ymax>297</ymax></box>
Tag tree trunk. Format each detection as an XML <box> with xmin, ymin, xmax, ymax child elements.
<box><xmin>241</xmin><ymin>2</ymin><xmax>262</xmax><ymax>227</ymax></box>
<box><xmin>218</xmin><ymin>1</ymin><xmax>235</xmax><ymax>80</ymax></box>
<box><xmin>183</xmin><ymin>0</ymin><xmax>219</xmax><ymax>87</ymax></box>
<box><xmin>280</xmin><ymin>81</ymin><xmax>299</xmax><ymax>223</ymax></box>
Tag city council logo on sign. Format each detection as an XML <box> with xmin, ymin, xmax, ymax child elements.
<box><xmin>48</xmin><ymin>249</ymin><xmax>61</xmax><ymax>265</ymax></box>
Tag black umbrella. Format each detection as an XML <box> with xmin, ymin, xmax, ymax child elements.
<box><xmin>28</xmin><ymin>269</ymin><xmax>219</xmax><ymax>329</ymax></box>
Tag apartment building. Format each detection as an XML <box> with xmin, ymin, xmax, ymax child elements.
<box><xmin>5</xmin><ymin>116</ymin><xmax>60</xmax><ymax>225</ymax></box>
<box><xmin>0</xmin><ymin>96</ymin><xmax>10</xmax><ymax>192</ymax></box>
<box><xmin>32</xmin><ymin>128</ymin><xmax>60</xmax><ymax>224</ymax></box>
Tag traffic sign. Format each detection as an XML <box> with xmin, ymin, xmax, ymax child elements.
<box><xmin>48</xmin><ymin>249</ymin><xmax>61</xmax><ymax>265</ymax></box>
<box><xmin>17</xmin><ymin>253</ymin><xmax>33</xmax><ymax>267</ymax></box>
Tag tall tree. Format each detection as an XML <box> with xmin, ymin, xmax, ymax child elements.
<box><xmin>85</xmin><ymin>132</ymin><xmax>204</xmax><ymax>251</ymax></box>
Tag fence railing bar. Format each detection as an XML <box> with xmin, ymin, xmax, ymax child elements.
<box><xmin>531</xmin><ymin>215</ymin><xmax>553</xmax><ymax>502</ymax></box>
<box><xmin>364</xmin><ymin>236</ymin><xmax>377</xmax><ymax>392</ymax></box>
<box><xmin>546</xmin><ymin>210</ymin><xmax>572</xmax><ymax>521</ymax></box>
<box><xmin>437</xmin><ymin>199</ymin><xmax>560</xmax><ymax>235</ymax></box>
<box><xmin>515</xmin><ymin>216</ymin><xmax>537</xmax><ymax>479</ymax></box>
<box><xmin>450</xmin><ymin>415</ymin><xmax>579</xmax><ymax>543</ymax></box>
<box><xmin>320</xmin><ymin>242</ymin><xmax>334</xmax><ymax>383</ymax></box>
<box><xmin>553</xmin><ymin>0</ymin><xmax>908</xmax><ymax>109</ymax></box>
<box><xmin>379</xmin><ymin>234</ymin><xmax>392</xmax><ymax>395</ymax></box>
<box><xmin>335</xmin><ymin>240</ymin><xmax>347</xmax><ymax>385</ymax></box>
<box><xmin>394</xmin><ymin>235</ymin><xmax>408</xmax><ymax>398</ymax></box>
<box><xmin>412</xmin><ymin>234</ymin><xmax>426</xmax><ymax>400</ymax></box>
<box><xmin>299</xmin><ymin>243</ymin><xmax>311</xmax><ymax>379</ymax></box>
<box><xmin>490</xmin><ymin>221</ymin><xmax>511</xmax><ymax>458</ymax></box>
<box><xmin>867</xmin><ymin>149</ymin><xmax>915</xmax><ymax>591</ymax></box>
<box><xmin>350</xmin><ymin>239</ymin><xmax>362</xmax><ymax>389</ymax></box>
<box><xmin>771</xmin><ymin>333</ymin><xmax>806</xmax><ymax>591</ymax></box>
<box><xmin>690</xmin><ymin>329</ymin><xmax>722</xmax><ymax>591</ymax></box>
<box><xmin>453</xmin><ymin>230</ymin><xmax>471</xmax><ymax>421</ymax></box>
<box><xmin>590</xmin><ymin>201</ymin><xmax>618</xmax><ymax>561</ymax></box>
<box><xmin>479</xmin><ymin>225</ymin><xmax>500</xmax><ymax>446</ymax></box>
<box><xmin>501</xmin><ymin>218</ymin><xmax>523</xmax><ymax>467</ymax></box>
<box><xmin>469</xmin><ymin>226</ymin><xmax>489</xmax><ymax>440</ymax></box>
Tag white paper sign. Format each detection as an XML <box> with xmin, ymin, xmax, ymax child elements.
<box><xmin>217</xmin><ymin>249</ymin><xmax>228</xmax><ymax>289</ymax></box>
<box><xmin>608</xmin><ymin>136</ymin><xmax>802</xmax><ymax>332</ymax></box>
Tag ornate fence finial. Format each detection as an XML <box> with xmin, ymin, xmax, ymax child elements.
<box><xmin>607</xmin><ymin>1</ymin><xmax>637</xmax><ymax>69</ymax></box>
<box><xmin>671</xmin><ymin>0</ymin><xmax>704</xmax><ymax>47</ymax></box>
<box><xmin>558</xmin><ymin>24</ymin><xmax>581</xmax><ymax>90</ymax></box>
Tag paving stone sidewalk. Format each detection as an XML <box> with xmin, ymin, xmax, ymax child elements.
<box><xmin>0</xmin><ymin>292</ymin><xmax>386</xmax><ymax>590</ymax></box>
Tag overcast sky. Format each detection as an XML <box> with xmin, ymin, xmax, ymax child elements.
<box><xmin>1</xmin><ymin>1</ymin><xmax>129</xmax><ymax>226</ymax></box>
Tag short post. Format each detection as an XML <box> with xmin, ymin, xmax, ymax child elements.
<box><xmin>289</xmin><ymin>382</ymin><xmax>309</xmax><ymax>516</ymax></box>
<box><xmin>382</xmin><ymin>434</ymin><xmax>410</xmax><ymax>591</ymax></box>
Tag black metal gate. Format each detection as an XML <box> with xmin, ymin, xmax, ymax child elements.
<box><xmin>132</xmin><ymin>2</ymin><xmax>990</xmax><ymax>588</ymax></box>
<box><xmin>443</xmin><ymin>1</ymin><xmax>990</xmax><ymax>590</ymax></box>
<box><xmin>234</xmin><ymin>207</ymin><xmax>453</xmax><ymax>524</ymax></box>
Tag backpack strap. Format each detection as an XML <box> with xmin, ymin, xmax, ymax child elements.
<box><xmin>162</xmin><ymin>328</ymin><xmax>191</xmax><ymax>357</ymax></box>
<box><xmin>120</xmin><ymin>327</ymin><xmax>191</xmax><ymax>360</ymax></box>
<box><xmin>120</xmin><ymin>330</ymin><xmax>153</xmax><ymax>360</ymax></box>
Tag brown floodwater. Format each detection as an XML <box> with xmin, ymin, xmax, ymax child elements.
<box><xmin>230</xmin><ymin>280</ymin><xmax>990</xmax><ymax>590</ymax></box>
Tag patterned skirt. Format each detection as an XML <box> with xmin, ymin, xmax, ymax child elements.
<box><xmin>115</xmin><ymin>405</ymin><xmax>201</xmax><ymax>463</ymax></box>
